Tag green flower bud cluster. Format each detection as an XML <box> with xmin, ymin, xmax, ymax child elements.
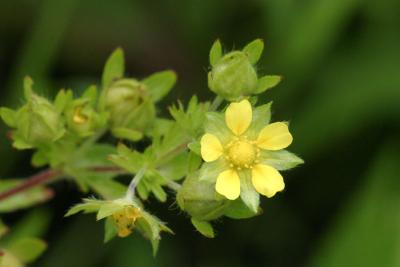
<box><xmin>0</xmin><ymin>78</ymin><xmax>65</xmax><ymax>149</ymax></box>
<box><xmin>208</xmin><ymin>39</ymin><xmax>282</xmax><ymax>101</ymax></box>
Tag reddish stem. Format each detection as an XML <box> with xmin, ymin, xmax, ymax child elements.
<box><xmin>0</xmin><ymin>169</ymin><xmax>60</xmax><ymax>201</ymax></box>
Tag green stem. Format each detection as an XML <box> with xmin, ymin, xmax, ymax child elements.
<box><xmin>210</xmin><ymin>95</ymin><xmax>224</xmax><ymax>111</ymax></box>
<box><xmin>125</xmin><ymin>167</ymin><xmax>147</xmax><ymax>200</ymax></box>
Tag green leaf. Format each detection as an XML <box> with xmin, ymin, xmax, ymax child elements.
<box><xmin>191</xmin><ymin>218</ymin><xmax>215</xmax><ymax>238</ymax></box>
<box><xmin>254</xmin><ymin>75</ymin><xmax>282</xmax><ymax>94</ymax></box>
<box><xmin>224</xmin><ymin>198</ymin><xmax>259</xmax><ymax>219</ymax></box>
<box><xmin>104</xmin><ymin>217</ymin><xmax>117</xmax><ymax>243</ymax></box>
<box><xmin>86</xmin><ymin>176</ymin><xmax>126</xmax><ymax>200</ymax></box>
<box><xmin>242</xmin><ymin>39</ymin><xmax>264</xmax><ymax>64</ymax></box>
<box><xmin>209</xmin><ymin>39</ymin><xmax>222</xmax><ymax>66</ymax></box>
<box><xmin>239</xmin><ymin>171</ymin><xmax>259</xmax><ymax>213</ymax></box>
<box><xmin>102</xmin><ymin>48</ymin><xmax>125</xmax><ymax>89</ymax></box>
<box><xmin>111</xmin><ymin>127</ymin><xmax>143</xmax><ymax>142</ymax></box>
<box><xmin>142</xmin><ymin>70</ymin><xmax>176</xmax><ymax>102</ymax></box>
<box><xmin>8</xmin><ymin>237</ymin><xmax>47</xmax><ymax>263</ymax></box>
<box><xmin>260</xmin><ymin>150</ymin><xmax>304</xmax><ymax>171</ymax></box>
<box><xmin>0</xmin><ymin>107</ymin><xmax>17</xmax><ymax>127</ymax></box>
<box><xmin>0</xmin><ymin>180</ymin><xmax>52</xmax><ymax>213</ymax></box>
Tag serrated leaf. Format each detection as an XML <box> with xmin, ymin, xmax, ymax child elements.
<box><xmin>239</xmin><ymin>171</ymin><xmax>259</xmax><ymax>213</ymax></box>
<box><xmin>260</xmin><ymin>150</ymin><xmax>304</xmax><ymax>171</ymax></box>
<box><xmin>0</xmin><ymin>107</ymin><xmax>17</xmax><ymax>127</ymax></box>
<box><xmin>142</xmin><ymin>70</ymin><xmax>176</xmax><ymax>102</ymax></box>
<box><xmin>242</xmin><ymin>39</ymin><xmax>264</xmax><ymax>64</ymax></box>
<box><xmin>111</xmin><ymin>127</ymin><xmax>143</xmax><ymax>142</ymax></box>
<box><xmin>254</xmin><ymin>75</ymin><xmax>282</xmax><ymax>94</ymax></box>
<box><xmin>191</xmin><ymin>218</ymin><xmax>215</xmax><ymax>238</ymax></box>
<box><xmin>209</xmin><ymin>39</ymin><xmax>222</xmax><ymax>66</ymax></box>
<box><xmin>224</xmin><ymin>198</ymin><xmax>259</xmax><ymax>219</ymax></box>
<box><xmin>104</xmin><ymin>217</ymin><xmax>117</xmax><ymax>243</ymax></box>
<box><xmin>8</xmin><ymin>237</ymin><xmax>47</xmax><ymax>263</ymax></box>
<box><xmin>102</xmin><ymin>48</ymin><xmax>125</xmax><ymax>89</ymax></box>
<box><xmin>0</xmin><ymin>180</ymin><xmax>52</xmax><ymax>213</ymax></box>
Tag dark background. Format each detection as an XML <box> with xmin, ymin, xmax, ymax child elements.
<box><xmin>1</xmin><ymin>0</ymin><xmax>400</xmax><ymax>266</ymax></box>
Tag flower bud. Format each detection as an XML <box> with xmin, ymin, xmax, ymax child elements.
<box><xmin>15</xmin><ymin>93</ymin><xmax>65</xmax><ymax>146</ymax></box>
<box><xmin>103</xmin><ymin>79</ymin><xmax>155</xmax><ymax>132</ymax></box>
<box><xmin>65</xmin><ymin>99</ymin><xmax>105</xmax><ymax>137</ymax></box>
<box><xmin>177</xmin><ymin>173</ymin><xmax>229</xmax><ymax>221</ymax></box>
<box><xmin>208</xmin><ymin>51</ymin><xmax>258</xmax><ymax>101</ymax></box>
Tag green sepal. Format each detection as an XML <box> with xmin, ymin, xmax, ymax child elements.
<box><xmin>246</xmin><ymin>102</ymin><xmax>272</xmax><ymax>139</ymax></box>
<box><xmin>8</xmin><ymin>237</ymin><xmax>47</xmax><ymax>263</ymax></box>
<box><xmin>224</xmin><ymin>198</ymin><xmax>259</xmax><ymax>219</ymax></box>
<box><xmin>191</xmin><ymin>218</ymin><xmax>215</xmax><ymax>238</ymax></box>
<box><xmin>102</xmin><ymin>48</ymin><xmax>125</xmax><ymax>89</ymax></box>
<box><xmin>254</xmin><ymin>75</ymin><xmax>282</xmax><ymax>94</ymax></box>
<box><xmin>142</xmin><ymin>70</ymin><xmax>176</xmax><ymax>102</ymax></box>
<box><xmin>111</xmin><ymin>127</ymin><xmax>143</xmax><ymax>142</ymax></box>
<box><xmin>54</xmin><ymin>89</ymin><xmax>73</xmax><ymax>113</ymax></box>
<box><xmin>259</xmin><ymin>150</ymin><xmax>304</xmax><ymax>171</ymax></box>
<box><xmin>64</xmin><ymin>198</ymin><xmax>103</xmax><ymax>217</ymax></box>
<box><xmin>239</xmin><ymin>171</ymin><xmax>260</xmax><ymax>213</ymax></box>
<box><xmin>187</xmin><ymin>141</ymin><xmax>200</xmax><ymax>155</ymax></box>
<box><xmin>204</xmin><ymin>112</ymin><xmax>231</xmax><ymax>144</ymax></box>
<box><xmin>198</xmin><ymin>159</ymin><xmax>227</xmax><ymax>183</ymax></box>
<box><xmin>209</xmin><ymin>39</ymin><xmax>222</xmax><ymax>67</ymax></box>
<box><xmin>23</xmin><ymin>76</ymin><xmax>34</xmax><ymax>100</ymax></box>
<box><xmin>104</xmin><ymin>217</ymin><xmax>117</xmax><ymax>243</ymax></box>
<box><xmin>242</xmin><ymin>39</ymin><xmax>264</xmax><ymax>64</ymax></box>
<box><xmin>0</xmin><ymin>107</ymin><xmax>17</xmax><ymax>127</ymax></box>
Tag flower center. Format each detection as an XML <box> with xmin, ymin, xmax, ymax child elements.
<box><xmin>226</xmin><ymin>139</ymin><xmax>258</xmax><ymax>169</ymax></box>
<box><xmin>73</xmin><ymin>106</ymin><xmax>88</xmax><ymax>124</ymax></box>
<box><xmin>112</xmin><ymin>206</ymin><xmax>141</xmax><ymax>238</ymax></box>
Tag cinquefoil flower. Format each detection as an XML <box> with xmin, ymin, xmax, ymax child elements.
<box><xmin>200</xmin><ymin>99</ymin><xmax>293</xmax><ymax>200</ymax></box>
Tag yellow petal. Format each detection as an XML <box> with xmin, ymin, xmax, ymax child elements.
<box><xmin>256</xmin><ymin>122</ymin><xmax>293</xmax><ymax>150</ymax></box>
<box><xmin>251</xmin><ymin>164</ymin><xmax>284</xmax><ymax>198</ymax></box>
<box><xmin>200</xmin><ymin>133</ymin><xmax>223</xmax><ymax>162</ymax></box>
<box><xmin>216</xmin><ymin>169</ymin><xmax>240</xmax><ymax>200</ymax></box>
<box><xmin>225</xmin><ymin>99</ymin><xmax>252</xmax><ymax>136</ymax></box>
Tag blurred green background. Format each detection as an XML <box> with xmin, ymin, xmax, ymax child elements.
<box><xmin>1</xmin><ymin>0</ymin><xmax>400</xmax><ymax>266</ymax></box>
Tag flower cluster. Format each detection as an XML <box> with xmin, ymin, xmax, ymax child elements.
<box><xmin>0</xmin><ymin>39</ymin><xmax>303</xmax><ymax>258</ymax></box>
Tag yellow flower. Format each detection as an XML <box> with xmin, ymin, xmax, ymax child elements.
<box><xmin>200</xmin><ymin>99</ymin><xmax>293</xmax><ymax>200</ymax></box>
<box><xmin>112</xmin><ymin>205</ymin><xmax>142</xmax><ymax>237</ymax></box>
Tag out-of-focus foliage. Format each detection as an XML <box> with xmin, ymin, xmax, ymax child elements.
<box><xmin>0</xmin><ymin>0</ymin><xmax>399</xmax><ymax>266</ymax></box>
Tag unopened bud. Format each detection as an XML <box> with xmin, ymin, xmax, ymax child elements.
<box><xmin>177</xmin><ymin>174</ymin><xmax>229</xmax><ymax>221</ymax></box>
